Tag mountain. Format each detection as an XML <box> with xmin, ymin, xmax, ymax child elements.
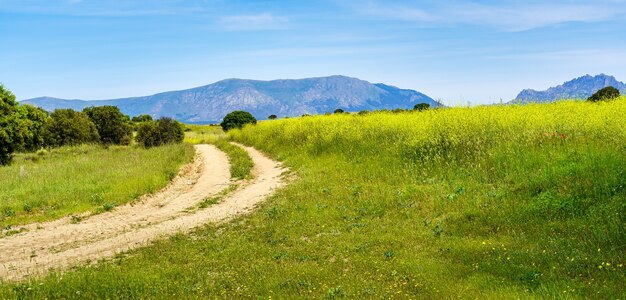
<box><xmin>514</xmin><ymin>74</ymin><xmax>626</xmax><ymax>103</ymax></box>
<box><xmin>21</xmin><ymin>76</ymin><xmax>438</xmax><ymax>123</ymax></box>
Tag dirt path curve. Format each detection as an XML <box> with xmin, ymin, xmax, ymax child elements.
<box><xmin>0</xmin><ymin>143</ymin><xmax>286</xmax><ymax>281</ymax></box>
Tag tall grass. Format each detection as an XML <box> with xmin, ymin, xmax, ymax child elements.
<box><xmin>1</xmin><ymin>99</ymin><xmax>624</xmax><ymax>298</ymax></box>
<box><xmin>0</xmin><ymin>144</ymin><xmax>194</xmax><ymax>227</ymax></box>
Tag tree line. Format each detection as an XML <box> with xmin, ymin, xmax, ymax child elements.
<box><xmin>0</xmin><ymin>85</ymin><xmax>183</xmax><ymax>165</ymax></box>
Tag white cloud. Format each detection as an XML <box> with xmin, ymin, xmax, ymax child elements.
<box><xmin>218</xmin><ymin>13</ymin><xmax>289</xmax><ymax>31</ymax></box>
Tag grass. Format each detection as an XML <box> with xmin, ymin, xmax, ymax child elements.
<box><xmin>214</xmin><ymin>141</ymin><xmax>254</xmax><ymax>180</ymax></box>
<box><xmin>183</xmin><ymin>124</ymin><xmax>225</xmax><ymax>144</ymax></box>
<box><xmin>1</xmin><ymin>99</ymin><xmax>625</xmax><ymax>298</ymax></box>
<box><xmin>0</xmin><ymin>143</ymin><xmax>194</xmax><ymax>228</ymax></box>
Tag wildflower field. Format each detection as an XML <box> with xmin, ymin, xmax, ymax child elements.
<box><xmin>2</xmin><ymin>99</ymin><xmax>624</xmax><ymax>298</ymax></box>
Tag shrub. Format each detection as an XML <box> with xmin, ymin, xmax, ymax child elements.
<box><xmin>414</xmin><ymin>103</ymin><xmax>430</xmax><ymax>111</ymax></box>
<box><xmin>220</xmin><ymin>111</ymin><xmax>257</xmax><ymax>131</ymax></box>
<box><xmin>135</xmin><ymin>117</ymin><xmax>184</xmax><ymax>148</ymax></box>
<box><xmin>43</xmin><ymin>109</ymin><xmax>100</xmax><ymax>147</ymax></box>
<box><xmin>0</xmin><ymin>85</ymin><xmax>24</xmax><ymax>165</ymax></box>
<box><xmin>587</xmin><ymin>86</ymin><xmax>620</xmax><ymax>102</ymax></box>
<box><xmin>83</xmin><ymin>106</ymin><xmax>132</xmax><ymax>145</ymax></box>
<box><xmin>131</xmin><ymin>114</ymin><xmax>153</xmax><ymax>123</ymax></box>
<box><xmin>17</xmin><ymin>105</ymin><xmax>49</xmax><ymax>152</ymax></box>
<box><xmin>334</xmin><ymin>108</ymin><xmax>345</xmax><ymax>114</ymax></box>
<box><xmin>135</xmin><ymin>122</ymin><xmax>160</xmax><ymax>148</ymax></box>
<box><xmin>156</xmin><ymin>117</ymin><xmax>184</xmax><ymax>144</ymax></box>
<box><xmin>268</xmin><ymin>114</ymin><xmax>277</xmax><ymax>120</ymax></box>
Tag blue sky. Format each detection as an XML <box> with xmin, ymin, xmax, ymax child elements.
<box><xmin>1</xmin><ymin>0</ymin><xmax>625</xmax><ymax>105</ymax></box>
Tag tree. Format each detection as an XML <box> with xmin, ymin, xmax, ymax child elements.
<box><xmin>43</xmin><ymin>109</ymin><xmax>100</xmax><ymax>147</ymax></box>
<box><xmin>268</xmin><ymin>114</ymin><xmax>277</xmax><ymax>120</ymax></box>
<box><xmin>83</xmin><ymin>106</ymin><xmax>132</xmax><ymax>145</ymax></box>
<box><xmin>413</xmin><ymin>103</ymin><xmax>430</xmax><ymax>111</ymax></box>
<box><xmin>587</xmin><ymin>86</ymin><xmax>620</xmax><ymax>102</ymax></box>
<box><xmin>135</xmin><ymin>117</ymin><xmax>184</xmax><ymax>148</ymax></box>
<box><xmin>17</xmin><ymin>104</ymin><xmax>49</xmax><ymax>152</ymax></box>
<box><xmin>0</xmin><ymin>85</ymin><xmax>25</xmax><ymax>165</ymax></box>
<box><xmin>132</xmin><ymin>114</ymin><xmax>153</xmax><ymax>122</ymax></box>
<box><xmin>220</xmin><ymin>111</ymin><xmax>257</xmax><ymax>131</ymax></box>
<box><xmin>334</xmin><ymin>108</ymin><xmax>345</xmax><ymax>114</ymax></box>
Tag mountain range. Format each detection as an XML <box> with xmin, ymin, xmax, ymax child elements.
<box><xmin>21</xmin><ymin>76</ymin><xmax>438</xmax><ymax>123</ymax></box>
<box><xmin>514</xmin><ymin>74</ymin><xmax>626</xmax><ymax>103</ymax></box>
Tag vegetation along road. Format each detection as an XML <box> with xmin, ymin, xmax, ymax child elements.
<box><xmin>0</xmin><ymin>143</ymin><xmax>286</xmax><ymax>281</ymax></box>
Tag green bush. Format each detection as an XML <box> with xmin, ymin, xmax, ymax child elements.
<box><xmin>220</xmin><ymin>111</ymin><xmax>257</xmax><ymax>131</ymax></box>
<box><xmin>83</xmin><ymin>106</ymin><xmax>132</xmax><ymax>145</ymax></box>
<box><xmin>135</xmin><ymin>117</ymin><xmax>184</xmax><ymax>148</ymax></box>
<box><xmin>43</xmin><ymin>109</ymin><xmax>100</xmax><ymax>147</ymax></box>
<box><xmin>333</xmin><ymin>108</ymin><xmax>345</xmax><ymax>114</ymax></box>
<box><xmin>17</xmin><ymin>105</ymin><xmax>49</xmax><ymax>152</ymax></box>
<box><xmin>156</xmin><ymin>117</ymin><xmax>184</xmax><ymax>144</ymax></box>
<box><xmin>587</xmin><ymin>86</ymin><xmax>620</xmax><ymax>102</ymax></box>
<box><xmin>0</xmin><ymin>85</ymin><xmax>24</xmax><ymax>165</ymax></box>
<box><xmin>268</xmin><ymin>114</ymin><xmax>277</xmax><ymax>120</ymax></box>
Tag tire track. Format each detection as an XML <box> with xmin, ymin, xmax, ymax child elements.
<box><xmin>0</xmin><ymin>143</ymin><xmax>286</xmax><ymax>281</ymax></box>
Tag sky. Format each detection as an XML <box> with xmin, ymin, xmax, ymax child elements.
<box><xmin>1</xmin><ymin>0</ymin><xmax>626</xmax><ymax>105</ymax></box>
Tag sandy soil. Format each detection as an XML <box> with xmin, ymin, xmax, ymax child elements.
<box><xmin>0</xmin><ymin>143</ymin><xmax>286</xmax><ymax>281</ymax></box>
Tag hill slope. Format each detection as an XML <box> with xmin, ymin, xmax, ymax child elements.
<box><xmin>21</xmin><ymin>76</ymin><xmax>437</xmax><ymax>123</ymax></box>
<box><xmin>514</xmin><ymin>74</ymin><xmax>626</xmax><ymax>103</ymax></box>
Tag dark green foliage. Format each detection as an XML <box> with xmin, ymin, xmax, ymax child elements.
<box><xmin>43</xmin><ymin>109</ymin><xmax>100</xmax><ymax>147</ymax></box>
<box><xmin>220</xmin><ymin>111</ymin><xmax>257</xmax><ymax>131</ymax></box>
<box><xmin>414</xmin><ymin>103</ymin><xmax>431</xmax><ymax>111</ymax></box>
<box><xmin>83</xmin><ymin>106</ymin><xmax>132</xmax><ymax>145</ymax></box>
<box><xmin>0</xmin><ymin>85</ymin><xmax>23</xmax><ymax>165</ymax></box>
<box><xmin>135</xmin><ymin>122</ymin><xmax>160</xmax><ymax>147</ymax></box>
<box><xmin>268</xmin><ymin>114</ymin><xmax>277</xmax><ymax>120</ymax></box>
<box><xmin>587</xmin><ymin>86</ymin><xmax>620</xmax><ymax>102</ymax></box>
<box><xmin>135</xmin><ymin>117</ymin><xmax>184</xmax><ymax>148</ymax></box>
<box><xmin>156</xmin><ymin>117</ymin><xmax>184</xmax><ymax>144</ymax></box>
<box><xmin>131</xmin><ymin>114</ymin><xmax>153</xmax><ymax>122</ymax></box>
<box><xmin>333</xmin><ymin>108</ymin><xmax>345</xmax><ymax>114</ymax></box>
<box><xmin>16</xmin><ymin>105</ymin><xmax>49</xmax><ymax>152</ymax></box>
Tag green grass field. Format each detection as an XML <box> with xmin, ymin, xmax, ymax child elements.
<box><xmin>0</xmin><ymin>144</ymin><xmax>194</xmax><ymax>228</ymax></box>
<box><xmin>1</xmin><ymin>99</ymin><xmax>625</xmax><ymax>298</ymax></box>
<box><xmin>183</xmin><ymin>124</ymin><xmax>225</xmax><ymax>144</ymax></box>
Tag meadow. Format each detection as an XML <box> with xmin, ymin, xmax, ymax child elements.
<box><xmin>1</xmin><ymin>99</ymin><xmax>625</xmax><ymax>298</ymax></box>
<box><xmin>0</xmin><ymin>144</ymin><xmax>194</xmax><ymax>229</ymax></box>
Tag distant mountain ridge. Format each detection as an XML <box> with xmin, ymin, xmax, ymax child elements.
<box><xmin>514</xmin><ymin>74</ymin><xmax>626</xmax><ymax>103</ymax></box>
<box><xmin>21</xmin><ymin>76</ymin><xmax>438</xmax><ymax>123</ymax></box>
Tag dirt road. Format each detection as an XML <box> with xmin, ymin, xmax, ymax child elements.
<box><xmin>0</xmin><ymin>143</ymin><xmax>286</xmax><ymax>281</ymax></box>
